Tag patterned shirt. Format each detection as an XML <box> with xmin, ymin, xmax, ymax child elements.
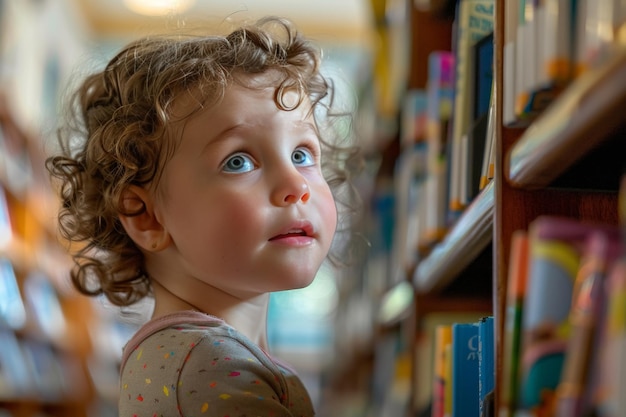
<box><xmin>119</xmin><ymin>311</ymin><xmax>315</xmax><ymax>416</ymax></box>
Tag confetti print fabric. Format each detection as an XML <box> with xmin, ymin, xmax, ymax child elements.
<box><xmin>118</xmin><ymin>311</ymin><xmax>314</xmax><ymax>416</ymax></box>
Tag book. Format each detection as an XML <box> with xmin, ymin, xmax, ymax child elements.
<box><xmin>464</xmin><ymin>108</ymin><xmax>489</xmax><ymax>202</ymax></box>
<box><xmin>503</xmin><ymin>0</ymin><xmax>519</xmax><ymax>125</ymax></box>
<box><xmin>478</xmin><ymin>316</ymin><xmax>494</xmax><ymax>417</ymax></box>
<box><xmin>594</xmin><ymin>174</ymin><xmax>626</xmax><ymax>417</ymax></box>
<box><xmin>0</xmin><ymin>329</ymin><xmax>32</xmax><ymax>398</ymax></box>
<box><xmin>500</xmin><ymin>230</ymin><xmax>530</xmax><ymax>417</ymax></box>
<box><xmin>516</xmin><ymin>0</ymin><xmax>580</xmax><ymax>119</ymax></box>
<box><xmin>432</xmin><ymin>324</ymin><xmax>453</xmax><ymax>417</ymax></box>
<box><xmin>448</xmin><ymin>0</ymin><xmax>494</xmax><ymax>214</ymax></box>
<box><xmin>519</xmin><ymin>216</ymin><xmax>621</xmax><ymax>415</ymax></box>
<box><xmin>419</xmin><ymin>312</ymin><xmax>489</xmax><ymax>416</ymax></box>
<box><xmin>555</xmin><ymin>231</ymin><xmax>621</xmax><ymax>417</ymax></box>
<box><xmin>462</xmin><ymin>32</ymin><xmax>492</xmax><ymax>203</ymax></box>
<box><xmin>444</xmin><ymin>342</ymin><xmax>453</xmax><ymax>417</ymax></box>
<box><xmin>575</xmin><ymin>0</ymin><xmax>626</xmax><ymax>74</ymax></box>
<box><xmin>519</xmin><ymin>218</ymin><xmax>585</xmax><ymax>415</ymax></box>
<box><xmin>595</xmin><ymin>256</ymin><xmax>626</xmax><ymax>417</ymax></box>
<box><xmin>401</xmin><ymin>89</ymin><xmax>429</xmax><ymax>149</ymax></box>
<box><xmin>394</xmin><ymin>91</ymin><xmax>428</xmax><ymax>276</ymax></box>
<box><xmin>23</xmin><ymin>271</ymin><xmax>67</xmax><ymax>340</ymax></box>
<box><xmin>0</xmin><ymin>257</ymin><xmax>27</xmax><ymax>330</ymax></box>
<box><xmin>478</xmin><ymin>97</ymin><xmax>494</xmax><ymax>190</ymax></box>
<box><xmin>0</xmin><ymin>184</ymin><xmax>11</xmax><ymax>248</ymax></box>
<box><xmin>471</xmin><ymin>32</ymin><xmax>494</xmax><ymax>121</ymax></box>
<box><xmin>451</xmin><ymin>322</ymin><xmax>479</xmax><ymax>417</ymax></box>
<box><xmin>423</xmin><ymin>51</ymin><xmax>455</xmax><ymax>247</ymax></box>
<box><xmin>20</xmin><ymin>338</ymin><xmax>66</xmax><ymax>400</ymax></box>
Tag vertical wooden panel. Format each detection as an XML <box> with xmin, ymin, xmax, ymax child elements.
<box><xmin>408</xmin><ymin>8</ymin><xmax>454</xmax><ymax>89</ymax></box>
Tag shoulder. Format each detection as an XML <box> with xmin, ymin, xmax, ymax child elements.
<box><xmin>119</xmin><ymin>312</ymin><xmax>314</xmax><ymax>416</ymax></box>
<box><xmin>177</xmin><ymin>335</ymin><xmax>311</xmax><ymax>416</ymax></box>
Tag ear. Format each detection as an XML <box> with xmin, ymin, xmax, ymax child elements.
<box><xmin>118</xmin><ymin>185</ymin><xmax>171</xmax><ymax>252</ymax></box>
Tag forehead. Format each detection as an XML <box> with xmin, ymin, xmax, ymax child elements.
<box><xmin>170</xmin><ymin>71</ymin><xmax>310</xmax><ymax>122</ymax></box>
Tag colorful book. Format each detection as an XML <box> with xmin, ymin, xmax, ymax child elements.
<box><xmin>444</xmin><ymin>342</ymin><xmax>453</xmax><ymax>417</ymax></box>
<box><xmin>519</xmin><ymin>216</ymin><xmax>621</xmax><ymax>415</ymax></box>
<box><xmin>451</xmin><ymin>322</ymin><xmax>479</xmax><ymax>417</ymax></box>
<box><xmin>593</xmin><ymin>175</ymin><xmax>626</xmax><ymax>416</ymax></box>
<box><xmin>432</xmin><ymin>324</ymin><xmax>453</xmax><ymax>417</ymax></box>
<box><xmin>555</xmin><ymin>231</ymin><xmax>621</xmax><ymax>417</ymax></box>
<box><xmin>422</xmin><ymin>312</ymin><xmax>490</xmax><ymax>417</ymax></box>
<box><xmin>423</xmin><ymin>51</ymin><xmax>455</xmax><ymax>247</ymax></box>
<box><xmin>500</xmin><ymin>230</ymin><xmax>530</xmax><ymax>417</ymax></box>
<box><xmin>595</xmin><ymin>256</ymin><xmax>626</xmax><ymax>417</ymax></box>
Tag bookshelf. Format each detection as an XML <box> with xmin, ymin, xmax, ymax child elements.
<box><xmin>404</xmin><ymin>1</ymin><xmax>626</xmax><ymax>416</ymax></box>
<box><xmin>0</xmin><ymin>96</ymin><xmax>98</xmax><ymax>417</ymax></box>
<box><xmin>494</xmin><ymin>0</ymin><xmax>626</xmax><ymax>412</ymax></box>
<box><xmin>506</xmin><ymin>51</ymin><xmax>626</xmax><ymax>190</ymax></box>
<box><xmin>413</xmin><ymin>180</ymin><xmax>493</xmax><ymax>293</ymax></box>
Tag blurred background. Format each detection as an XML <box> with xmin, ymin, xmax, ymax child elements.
<box><xmin>0</xmin><ymin>0</ymin><xmax>420</xmax><ymax>416</ymax></box>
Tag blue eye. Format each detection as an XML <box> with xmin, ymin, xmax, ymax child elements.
<box><xmin>292</xmin><ymin>148</ymin><xmax>315</xmax><ymax>167</ymax></box>
<box><xmin>223</xmin><ymin>153</ymin><xmax>255</xmax><ymax>173</ymax></box>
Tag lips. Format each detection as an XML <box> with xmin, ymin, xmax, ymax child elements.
<box><xmin>269</xmin><ymin>221</ymin><xmax>314</xmax><ymax>241</ymax></box>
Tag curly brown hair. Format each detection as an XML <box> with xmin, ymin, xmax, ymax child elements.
<box><xmin>46</xmin><ymin>16</ymin><xmax>360</xmax><ymax>307</ymax></box>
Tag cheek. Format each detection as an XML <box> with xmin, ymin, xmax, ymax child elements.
<box><xmin>207</xmin><ymin>196</ymin><xmax>265</xmax><ymax>243</ymax></box>
<box><xmin>318</xmin><ymin>187</ymin><xmax>338</xmax><ymax>236</ymax></box>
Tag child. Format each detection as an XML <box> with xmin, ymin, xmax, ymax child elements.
<box><xmin>46</xmin><ymin>16</ymin><xmax>359</xmax><ymax>416</ymax></box>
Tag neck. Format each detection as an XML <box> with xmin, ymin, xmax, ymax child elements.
<box><xmin>150</xmin><ymin>279</ymin><xmax>271</xmax><ymax>351</ymax></box>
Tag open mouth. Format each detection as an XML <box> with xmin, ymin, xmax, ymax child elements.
<box><xmin>269</xmin><ymin>229</ymin><xmax>309</xmax><ymax>241</ymax></box>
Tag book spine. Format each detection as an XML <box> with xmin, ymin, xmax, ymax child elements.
<box><xmin>444</xmin><ymin>342</ymin><xmax>453</xmax><ymax>417</ymax></box>
<box><xmin>424</xmin><ymin>51</ymin><xmax>455</xmax><ymax>247</ymax></box>
<box><xmin>503</xmin><ymin>0</ymin><xmax>518</xmax><ymax>125</ymax></box>
<box><xmin>555</xmin><ymin>232</ymin><xmax>614</xmax><ymax>417</ymax></box>
<box><xmin>478</xmin><ymin>316</ymin><xmax>495</xmax><ymax>417</ymax></box>
<box><xmin>449</xmin><ymin>0</ymin><xmax>494</xmax><ymax>212</ymax></box>
<box><xmin>500</xmin><ymin>230</ymin><xmax>530</xmax><ymax>417</ymax></box>
<box><xmin>596</xmin><ymin>257</ymin><xmax>626</xmax><ymax>417</ymax></box>
<box><xmin>432</xmin><ymin>325</ymin><xmax>453</xmax><ymax>417</ymax></box>
<box><xmin>519</xmin><ymin>230</ymin><xmax>580</xmax><ymax>414</ymax></box>
<box><xmin>451</xmin><ymin>322</ymin><xmax>479</xmax><ymax>417</ymax></box>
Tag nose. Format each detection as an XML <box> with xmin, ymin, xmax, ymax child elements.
<box><xmin>271</xmin><ymin>170</ymin><xmax>311</xmax><ymax>206</ymax></box>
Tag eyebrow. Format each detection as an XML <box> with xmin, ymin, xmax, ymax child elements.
<box><xmin>202</xmin><ymin>119</ymin><xmax>320</xmax><ymax>151</ymax></box>
<box><xmin>200</xmin><ymin>124</ymin><xmax>245</xmax><ymax>155</ymax></box>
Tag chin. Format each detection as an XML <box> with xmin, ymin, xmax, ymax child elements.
<box><xmin>275</xmin><ymin>273</ymin><xmax>318</xmax><ymax>292</ymax></box>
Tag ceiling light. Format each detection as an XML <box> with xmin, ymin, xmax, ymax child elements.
<box><xmin>123</xmin><ymin>0</ymin><xmax>197</xmax><ymax>17</ymax></box>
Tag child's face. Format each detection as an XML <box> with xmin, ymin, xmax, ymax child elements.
<box><xmin>153</xmin><ymin>76</ymin><xmax>337</xmax><ymax>298</ymax></box>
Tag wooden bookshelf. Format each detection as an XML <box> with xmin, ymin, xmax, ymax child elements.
<box><xmin>403</xmin><ymin>1</ymin><xmax>626</xmax><ymax>415</ymax></box>
<box><xmin>492</xmin><ymin>3</ymin><xmax>625</xmax><ymax>415</ymax></box>
<box><xmin>413</xmin><ymin>180</ymin><xmax>494</xmax><ymax>293</ymax></box>
<box><xmin>507</xmin><ymin>50</ymin><xmax>626</xmax><ymax>190</ymax></box>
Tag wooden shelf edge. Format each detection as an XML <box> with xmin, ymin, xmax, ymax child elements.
<box><xmin>507</xmin><ymin>50</ymin><xmax>626</xmax><ymax>188</ymax></box>
<box><xmin>413</xmin><ymin>180</ymin><xmax>494</xmax><ymax>293</ymax></box>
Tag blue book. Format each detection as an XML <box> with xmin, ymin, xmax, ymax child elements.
<box><xmin>478</xmin><ymin>316</ymin><xmax>495</xmax><ymax>416</ymax></box>
<box><xmin>452</xmin><ymin>322</ymin><xmax>480</xmax><ymax>417</ymax></box>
